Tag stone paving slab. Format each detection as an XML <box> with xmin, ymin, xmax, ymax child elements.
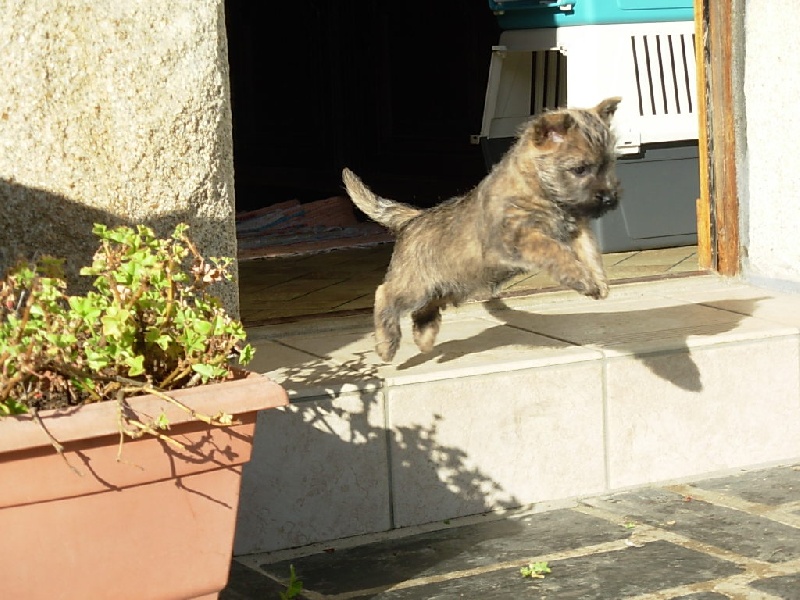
<box><xmin>364</xmin><ymin>541</ymin><xmax>741</xmax><ymax>600</ymax></box>
<box><xmin>222</xmin><ymin>463</ymin><xmax>800</xmax><ymax>599</ymax></box>
<box><xmin>257</xmin><ymin>510</ymin><xmax>629</xmax><ymax>596</ymax></box>
<box><xmin>585</xmin><ymin>488</ymin><xmax>800</xmax><ymax>563</ymax></box>
<box><xmin>221</xmin><ymin>561</ymin><xmax>290</xmax><ymax>600</ymax></box>
<box><xmin>689</xmin><ymin>465</ymin><xmax>800</xmax><ymax>506</ymax></box>
<box><xmin>749</xmin><ymin>573</ymin><xmax>800</xmax><ymax>598</ymax></box>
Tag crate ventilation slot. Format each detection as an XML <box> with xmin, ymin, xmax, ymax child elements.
<box><xmin>631</xmin><ymin>33</ymin><xmax>695</xmax><ymax>117</ymax></box>
<box><xmin>530</xmin><ymin>50</ymin><xmax>567</xmax><ymax>115</ymax></box>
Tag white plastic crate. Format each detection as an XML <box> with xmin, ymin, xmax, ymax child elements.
<box><xmin>480</xmin><ymin>20</ymin><xmax>698</xmax><ymax>154</ymax></box>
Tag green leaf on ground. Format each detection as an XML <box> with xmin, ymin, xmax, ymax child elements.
<box><xmin>520</xmin><ymin>561</ymin><xmax>551</xmax><ymax>579</ymax></box>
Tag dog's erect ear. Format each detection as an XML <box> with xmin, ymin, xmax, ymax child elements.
<box><xmin>532</xmin><ymin>112</ymin><xmax>575</xmax><ymax>149</ymax></box>
<box><xmin>594</xmin><ymin>97</ymin><xmax>622</xmax><ymax>123</ymax></box>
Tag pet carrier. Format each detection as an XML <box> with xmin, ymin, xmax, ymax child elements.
<box><xmin>479</xmin><ymin>13</ymin><xmax>700</xmax><ymax>251</ymax></box>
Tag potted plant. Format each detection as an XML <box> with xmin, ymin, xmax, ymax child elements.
<box><xmin>0</xmin><ymin>223</ymin><xmax>288</xmax><ymax>600</ymax></box>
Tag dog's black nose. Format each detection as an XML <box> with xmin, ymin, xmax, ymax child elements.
<box><xmin>595</xmin><ymin>191</ymin><xmax>617</xmax><ymax>207</ymax></box>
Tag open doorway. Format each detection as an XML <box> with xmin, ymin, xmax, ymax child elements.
<box><xmin>224</xmin><ymin>1</ymin><xmax>702</xmax><ymax>327</ymax></box>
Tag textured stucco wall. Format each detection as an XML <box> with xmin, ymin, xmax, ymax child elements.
<box><xmin>0</xmin><ymin>0</ymin><xmax>239</xmax><ymax>313</ymax></box>
<box><xmin>741</xmin><ymin>1</ymin><xmax>800</xmax><ymax>290</ymax></box>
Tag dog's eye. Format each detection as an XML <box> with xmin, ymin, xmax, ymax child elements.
<box><xmin>570</xmin><ymin>164</ymin><xmax>591</xmax><ymax>176</ymax></box>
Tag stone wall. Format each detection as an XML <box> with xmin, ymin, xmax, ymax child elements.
<box><xmin>0</xmin><ymin>0</ymin><xmax>239</xmax><ymax>313</ymax></box>
<box><xmin>741</xmin><ymin>1</ymin><xmax>800</xmax><ymax>291</ymax></box>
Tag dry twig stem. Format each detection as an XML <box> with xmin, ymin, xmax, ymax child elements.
<box><xmin>31</xmin><ymin>408</ymin><xmax>82</xmax><ymax>477</ymax></box>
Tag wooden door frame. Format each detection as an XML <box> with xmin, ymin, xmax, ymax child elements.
<box><xmin>695</xmin><ymin>0</ymin><xmax>739</xmax><ymax>275</ymax></box>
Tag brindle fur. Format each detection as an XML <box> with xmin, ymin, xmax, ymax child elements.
<box><xmin>343</xmin><ymin>97</ymin><xmax>622</xmax><ymax>362</ymax></box>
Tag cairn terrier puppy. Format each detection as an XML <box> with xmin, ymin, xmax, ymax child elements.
<box><xmin>343</xmin><ymin>97</ymin><xmax>622</xmax><ymax>362</ymax></box>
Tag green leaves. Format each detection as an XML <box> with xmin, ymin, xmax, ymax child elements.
<box><xmin>1</xmin><ymin>223</ymin><xmax>253</xmax><ymax>417</ymax></box>
<box><xmin>68</xmin><ymin>296</ymin><xmax>102</xmax><ymax>322</ymax></box>
<box><xmin>0</xmin><ymin>398</ymin><xmax>28</xmax><ymax>416</ymax></box>
<box><xmin>124</xmin><ymin>355</ymin><xmax>146</xmax><ymax>377</ymax></box>
<box><xmin>101</xmin><ymin>306</ymin><xmax>131</xmax><ymax>338</ymax></box>
<box><xmin>191</xmin><ymin>363</ymin><xmax>227</xmax><ymax>382</ymax></box>
<box><xmin>145</xmin><ymin>329</ymin><xmax>172</xmax><ymax>351</ymax></box>
<box><xmin>238</xmin><ymin>343</ymin><xmax>255</xmax><ymax>366</ymax></box>
<box><xmin>154</xmin><ymin>411</ymin><xmax>171</xmax><ymax>430</ymax></box>
<box><xmin>279</xmin><ymin>565</ymin><xmax>303</xmax><ymax>600</ymax></box>
<box><xmin>520</xmin><ymin>561</ymin><xmax>551</xmax><ymax>579</ymax></box>
<box><xmin>85</xmin><ymin>349</ymin><xmax>110</xmax><ymax>372</ymax></box>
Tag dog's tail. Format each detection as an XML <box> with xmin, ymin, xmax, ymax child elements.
<box><xmin>342</xmin><ymin>168</ymin><xmax>421</xmax><ymax>232</ymax></box>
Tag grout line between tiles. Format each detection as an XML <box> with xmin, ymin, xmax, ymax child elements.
<box><xmin>668</xmin><ymin>252</ymin><xmax>698</xmax><ymax>272</ymax></box>
<box><xmin>383</xmin><ymin>387</ymin><xmax>396</xmax><ymax>531</ymax></box>
<box><xmin>665</xmin><ymin>483</ymin><xmax>800</xmax><ymax>529</ymax></box>
<box><xmin>601</xmin><ymin>354</ymin><xmax>611</xmax><ymax>494</ymax></box>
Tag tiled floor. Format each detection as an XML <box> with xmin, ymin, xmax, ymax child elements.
<box><xmin>222</xmin><ymin>464</ymin><xmax>800</xmax><ymax>600</ymax></box>
<box><xmin>238</xmin><ymin>244</ymin><xmax>700</xmax><ymax>325</ymax></box>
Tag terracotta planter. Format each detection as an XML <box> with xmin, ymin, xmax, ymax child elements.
<box><xmin>0</xmin><ymin>372</ymin><xmax>288</xmax><ymax>600</ymax></box>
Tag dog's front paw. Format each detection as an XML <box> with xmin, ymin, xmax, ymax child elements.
<box><xmin>375</xmin><ymin>339</ymin><xmax>399</xmax><ymax>363</ymax></box>
<box><xmin>579</xmin><ymin>279</ymin><xmax>608</xmax><ymax>300</ymax></box>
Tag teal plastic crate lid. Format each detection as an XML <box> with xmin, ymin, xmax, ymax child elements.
<box><xmin>488</xmin><ymin>0</ymin><xmax>694</xmax><ymax>30</ymax></box>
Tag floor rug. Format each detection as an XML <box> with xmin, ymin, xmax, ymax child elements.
<box><xmin>236</xmin><ymin>196</ymin><xmax>393</xmax><ymax>260</ymax></box>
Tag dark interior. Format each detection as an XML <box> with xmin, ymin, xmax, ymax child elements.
<box><xmin>224</xmin><ymin>1</ymin><xmax>501</xmax><ymax>211</ymax></box>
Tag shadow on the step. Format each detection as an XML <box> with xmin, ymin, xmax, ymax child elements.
<box><xmin>397</xmin><ymin>297</ymin><xmax>765</xmax><ymax>393</ymax></box>
<box><xmin>233</xmin><ymin>349</ymin><xmax>523</xmax><ymax>571</ymax></box>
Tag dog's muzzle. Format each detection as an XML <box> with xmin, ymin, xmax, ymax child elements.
<box><xmin>595</xmin><ymin>190</ymin><xmax>618</xmax><ymax>209</ymax></box>
<box><xmin>580</xmin><ymin>190</ymin><xmax>619</xmax><ymax>219</ymax></box>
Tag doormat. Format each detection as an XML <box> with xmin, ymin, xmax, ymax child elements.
<box><xmin>236</xmin><ymin>196</ymin><xmax>393</xmax><ymax>260</ymax></box>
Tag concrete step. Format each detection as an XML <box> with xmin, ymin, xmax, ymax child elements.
<box><xmin>235</xmin><ymin>275</ymin><xmax>800</xmax><ymax>555</ymax></box>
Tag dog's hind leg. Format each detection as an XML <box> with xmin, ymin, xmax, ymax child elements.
<box><xmin>411</xmin><ymin>299</ymin><xmax>444</xmax><ymax>354</ymax></box>
<box><xmin>374</xmin><ymin>284</ymin><xmax>402</xmax><ymax>362</ymax></box>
